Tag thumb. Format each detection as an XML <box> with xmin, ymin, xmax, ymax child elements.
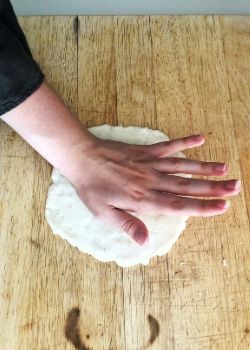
<box><xmin>103</xmin><ymin>207</ymin><xmax>149</xmax><ymax>245</ymax></box>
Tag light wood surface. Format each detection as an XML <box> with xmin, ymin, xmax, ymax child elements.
<box><xmin>0</xmin><ymin>15</ymin><xmax>249</xmax><ymax>350</ymax></box>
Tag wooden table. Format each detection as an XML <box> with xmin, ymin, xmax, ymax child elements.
<box><xmin>0</xmin><ymin>15</ymin><xmax>249</xmax><ymax>350</ymax></box>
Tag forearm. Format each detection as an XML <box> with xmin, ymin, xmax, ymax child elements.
<box><xmin>1</xmin><ymin>81</ymin><xmax>97</xmax><ymax>184</ymax></box>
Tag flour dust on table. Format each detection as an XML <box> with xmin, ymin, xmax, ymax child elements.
<box><xmin>45</xmin><ymin>124</ymin><xmax>190</xmax><ymax>267</ymax></box>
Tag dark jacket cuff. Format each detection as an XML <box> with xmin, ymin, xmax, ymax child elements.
<box><xmin>0</xmin><ymin>71</ymin><xmax>45</xmax><ymax>116</ymax></box>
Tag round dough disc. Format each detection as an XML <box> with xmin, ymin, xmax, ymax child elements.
<box><xmin>45</xmin><ymin>124</ymin><xmax>190</xmax><ymax>267</ymax></box>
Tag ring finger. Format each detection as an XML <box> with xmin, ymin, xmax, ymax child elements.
<box><xmin>152</xmin><ymin>174</ymin><xmax>241</xmax><ymax>197</ymax></box>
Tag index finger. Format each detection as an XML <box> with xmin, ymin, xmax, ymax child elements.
<box><xmin>145</xmin><ymin>134</ymin><xmax>205</xmax><ymax>158</ymax></box>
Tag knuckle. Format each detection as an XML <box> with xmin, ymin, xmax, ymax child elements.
<box><xmin>130</xmin><ymin>186</ymin><xmax>149</xmax><ymax>203</ymax></box>
<box><xmin>209</xmin><ymin>182</ymin><xmax>225</xmax><ymax>196</ymax></box>
<box><xmin>200</xmin><ymin>161</ymin><xmax>208</xmax><ymax>168</ymax></box>
<box><xmin>91</xmin><ymin>207</ymin><xmax>103</xmax><ymax>219</ymax></box>
<box><xmin>200</xmin><ymin>161</ymin><xmax>211</xmax><ymax>171</ymax></box>
<box><xmin>121</xmin><ymin>217</ymin><xmax>136</xmax><ymax>234</ymax></box>
<box><xmin>184</xmin><ymin>137</ymin><xmax>191</xmax><ymax>145</ymax></box>
<box><xmin>170</xmin><ymin>198</ymin><xmax>186</xmax><ymax>210</ymax></box>
<box><xmin>177</xmin><ymin>178</ymin><xmax>191</xmax><ymax>187</ymax></box>
<box><xmin>184</xmin><ymin>136</ymin><xmax>195</xmax><ymax>145</ymax></box>
<box><xmin>133</xmin><ymin>150</ymin><xmax>150</xmax><ymax>162</ymax></box>
<box><xmin>169</xmin><ymin>157</ymin><xmax>183</xmax><ymax>167</ymax></box>
<box><xmin>125</xmin><ymin>171</ymin><xmax>154</xmax><ymax>206</ymax></box>
<box><xmin>210</xmin><ymin>181</ymin><xmax>219</xmax><ymax>191</ymax></box>
<box><xmin>133</xmin><ymin>167</ymin><xmax>153</xmax><ymax>181</ymax></box>
<box><xmin>200</xmin><ymin>200</ymin><xmax>209</xmax><ymax>211</ymax></box>
<box><xmin>155</xmin><ymin>142</ymin><xmax>170</xmax><ymax>157</ymax></box>
<box><xmin>200</xmin><ymin>199</ymin><xmax>220</xmax><ymax>213</ymax></box>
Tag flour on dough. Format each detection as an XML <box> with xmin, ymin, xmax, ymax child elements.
<box><xmin>45</xmin><ymin>124</ymin><xmax>190</xmax><ymax>267</ymax></box>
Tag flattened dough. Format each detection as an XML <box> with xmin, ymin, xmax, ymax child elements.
<box><xmin>45</xmin><ymin>124</ymin><xmax>190</xmax><ymax>267</ymax></box>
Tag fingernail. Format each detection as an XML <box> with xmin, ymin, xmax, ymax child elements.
<box><xmin>214</xmin><ymin>163</ymin><xmax>227</xmax><ymax>172</ymax></box>
<box><xmin>226</xmin><ymin>180</ymin><xmax>241</xmax><ymax>190</ymax></box>
<box><xmin>216</xmin><ymin>200</ymin><xmax>230</xmax><ymax>209</ymax></box>
<box><xmin>193</xmin><ymin>134</ymin><xmax>204</xmax><ymax>141</ymax></box>
<box><xmin>133</xmin><ymin>230</ymin><xmax>147</xmax><ymax>245</ymax></box>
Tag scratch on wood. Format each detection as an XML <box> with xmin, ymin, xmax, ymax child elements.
<box><xmin>74</xmin><ymin>16</ymin><xmax>79</xmax><ymax>36</ymax></box>
<box><xmin>64</xmin><ymin>307</ymin><xmax>90</xmax><ymax>350</ymax></box>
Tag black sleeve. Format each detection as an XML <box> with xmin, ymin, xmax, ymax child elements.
<box><xmin>0</xmin><ymin>0</ymin><xmax>44</xmax><ymax>116</ymax></box>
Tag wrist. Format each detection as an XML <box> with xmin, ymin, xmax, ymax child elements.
<box><xmin>58</xmin><ymin>132</ymin><xmax>100</xmax><ymax>187</ymax></box>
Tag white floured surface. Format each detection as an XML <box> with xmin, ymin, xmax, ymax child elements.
<box><xmin>45</xmin><ymin>124</ymin><xmax>190</xmax><ymax>267</ymax></box>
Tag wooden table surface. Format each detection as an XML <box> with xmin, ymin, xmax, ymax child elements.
<box><xmin>0</xmin><ymin>15</ymin><xmax>249</xmax><ymax>350</ymax></box>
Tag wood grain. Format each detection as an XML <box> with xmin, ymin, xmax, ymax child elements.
<box><xmin>0</xmin><ymin>15</ymin><xmax>249</xmax><ymax>350</ymax></box>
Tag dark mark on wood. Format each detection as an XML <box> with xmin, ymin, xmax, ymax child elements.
<box><xmin>30</xmin><ymin>239</ymin><xmax>40</xmax><ymax>248</ymax></box>
<box><xmin>73</xmin><ymin>16</ymin><xmax>79</xmax><ymax>36</ymax></box>
<box><xmin>21</xmin><ymin>321</ymin><xmax>34</xmax><ymax>332</ymax></box>
<box><xmin>64</xmin><ymin>307</ymin><xmax>90</xmax><ymax>350</ymax></box>
<box><xmin>147</xmin><ymin>314</ymin><xmax>160</xmax><ymax>346</ymax></box>
<box><xmin>245</xmin><ymin>327</ymin><xmax>250</xmax><ymax>334</ymax></box>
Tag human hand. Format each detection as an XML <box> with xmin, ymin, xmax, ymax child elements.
<box><xmin>3</xmin><ymin>83</ymin><xmax>240</xmax><ymax>246</ymax></box>
<box><xmin>73</xmin><ymin>134</ymin><xmax>241</xmax><ymax>245</ymax></box>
